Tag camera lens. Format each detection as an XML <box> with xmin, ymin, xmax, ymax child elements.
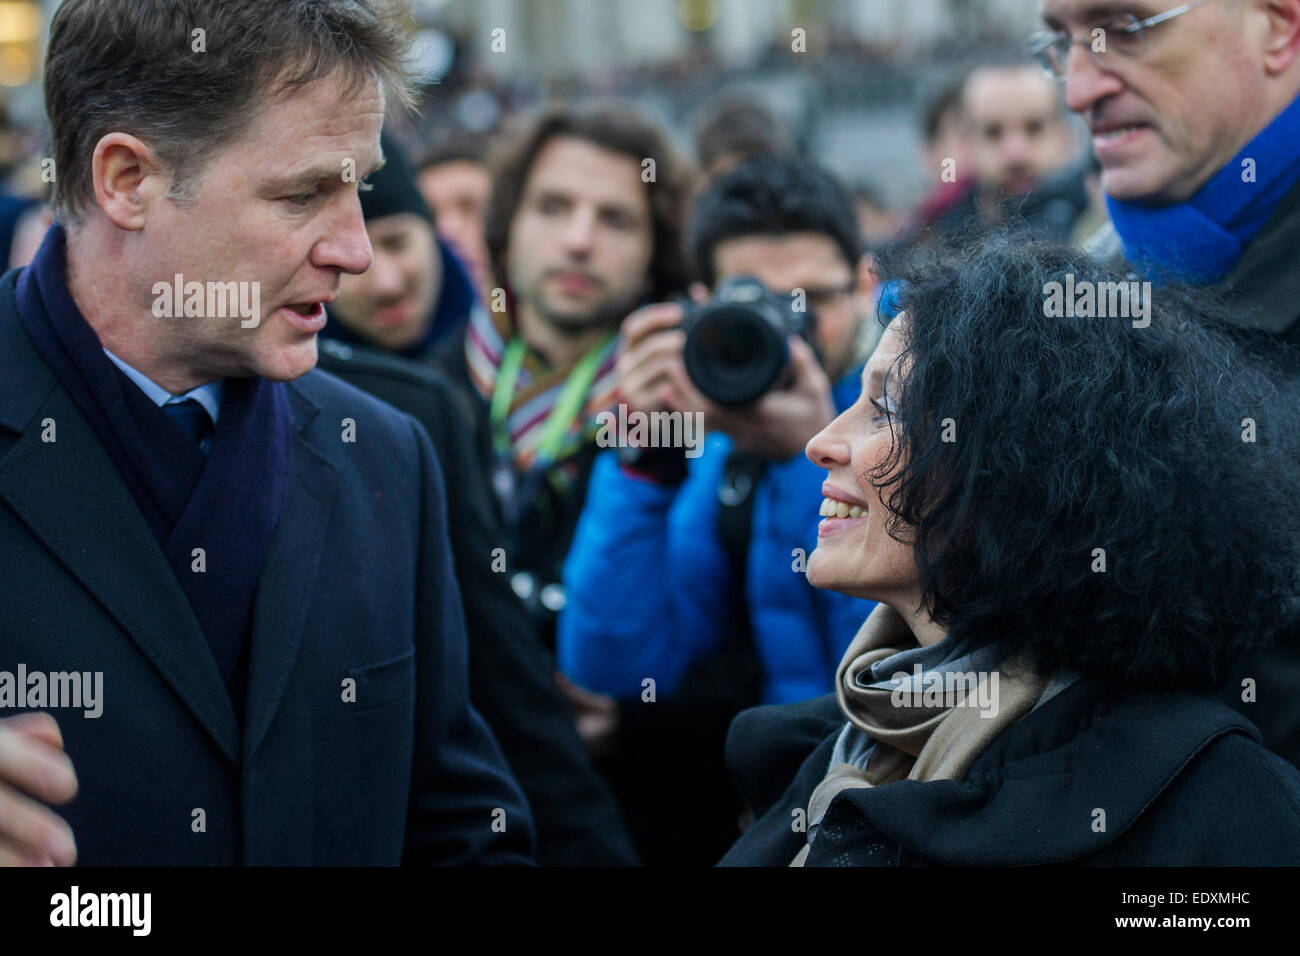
<box><xmin>683</xmin><ymin>304</ymin><xmax>789</xmax><ymax>406</ymax></box>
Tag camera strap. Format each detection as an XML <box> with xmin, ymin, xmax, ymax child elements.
<box><xmin>489</xmin><ymin>334</ymin><xmax>612</xmax><ymax>526</ymax></box>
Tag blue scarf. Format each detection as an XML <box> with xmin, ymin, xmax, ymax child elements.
<box><xmin>15</xmin><ymin>224</ymin><xmax>293</xmax><ymax>718</ymax></box>
<box><xmin>1106</xmin><ymin>93</ymin><xmax>1300</xmax><ymax>285</ymax></box>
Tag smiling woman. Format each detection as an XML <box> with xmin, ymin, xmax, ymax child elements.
<box><xmin>860</xmin><ymin>239</ymin><xmax>1299</xmax><ymax>690</ymax></box>
<box><xmin>720</xmin><ymin>236</ymin><xmax>1300</xmax><ymax>867</ymax></box>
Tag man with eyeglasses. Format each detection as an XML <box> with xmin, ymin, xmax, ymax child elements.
<box><xmin>1033</xmin><ymin>0</ymin><xmax>1300</xmax><ymax>769</ymax></box>
<box><xmin>1032</xmin><ymin>0</ymin><xmax>1300</xmax><ymax>341</ymax></box>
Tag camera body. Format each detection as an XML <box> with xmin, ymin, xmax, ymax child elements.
<box><xmin>680</xmin><ymin>275</ymin><xmax>816</xmax><ymax>406</ymax></box>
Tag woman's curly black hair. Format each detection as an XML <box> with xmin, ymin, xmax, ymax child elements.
<box><xmin>872</xmin><ymin>236</ymin><xmax>1300</xmax><ymax>692</ymax></box>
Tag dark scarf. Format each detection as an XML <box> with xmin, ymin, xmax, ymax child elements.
<box><xmin>1107</xmin><ymin>92</ymin><xmax>1300</xmax><ymax>285</ymax></box>
<box><xmin>15</xmin><ymin>224</ymin><xmax>292</xmax><ymax>716</ymax></box>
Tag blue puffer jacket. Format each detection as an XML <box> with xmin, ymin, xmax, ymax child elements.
<box><xmin>558</xmin><ymin>371</ymin><xmax>876</xmax><ymax>705</ymax></box>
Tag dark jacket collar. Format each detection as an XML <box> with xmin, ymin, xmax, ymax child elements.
<box><xmin>1217</xmin><ymin>174</ymin><xmax>1300</xmax><ymax>340</ymax></box>
<box><xmin>824</xmin><ymin>676</ymin><xmax>1259</xmax><ymax>865</ymax></box>
<box><xmin>0</xmin><ymin>269</ymin><xmax>55</xmax><ymax>432</ymax></box>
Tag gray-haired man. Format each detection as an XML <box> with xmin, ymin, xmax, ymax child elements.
<box><xmin>1036</xmin><ymin>0</ymin><xmax>1300</xmax><ymax>767</ymax></box>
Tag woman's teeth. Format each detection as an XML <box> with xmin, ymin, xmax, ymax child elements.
<box><xmin>819</xmin><ymin>498</ymin><xmax>866</xmax><ymax>519</ymax></box>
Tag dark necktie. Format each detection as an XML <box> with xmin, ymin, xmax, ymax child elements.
<box><xmin>162</xmin><ymin>397</ymin><xmax>214</xmax><ymax>450</ymax></box>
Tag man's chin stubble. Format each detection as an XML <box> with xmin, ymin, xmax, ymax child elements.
<box><xmin>540</xmin><ymin>297</ymin><xmax>637</xmax><ymax>337</ymax></box>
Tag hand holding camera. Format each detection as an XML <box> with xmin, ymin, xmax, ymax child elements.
<box><xmin>617</xmin><ymin>276</ymin><xmax>836</xmax><ymax>462</ymax></box>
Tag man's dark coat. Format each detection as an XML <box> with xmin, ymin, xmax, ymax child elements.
<box><xmin>0</xmin><ymin>269</ymin><xmax>534</xmax><ymax>865</ymax></box>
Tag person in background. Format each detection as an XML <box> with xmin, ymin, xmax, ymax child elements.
<box><xmin>322</xmin><ymin>133</ymin><xmax>477</xmax><ymax>358</ymax></box>
<box><xmin>929</xmin><ymin>58</ymin><xmax>1088</xmax><ymax>242</ymax></box>
<box><xmin>853</xmin><ymin>181</ymin><xmax>905</xmax><ymax>252</ymax></box>
<box><xmin>6</xmin><ymin>203</ymin><xmax>52</xmax><ymax>270</ymax></box>
<box><xmin>0</xmin><ymin>101</ymin><xmax>45</xmax><ymax>271</ymax></box>
<box><xmin>559</xmin><ymin>156</ymin><xmax>879</xmax><ymax>864</ymax></box>
<box><xmin>416</xmin><ymin>129</ymin><xmax>493</xmax><ymax>302</ymax></box>
<box><xmin>722</xmin><ymin>238</ymin><xmax>1300</xmax><ymax>866</ymax></box>
<box><xmin>431</xmin><ymin>101</ymin><xmax>695</xmax><ymax>650</ymax></box>
<box><xmin>1070</xmin><ymin>151</ymin><xmax>1111</xmax><ymax>246</ymax></box>
<box><xmin>909</xmin><ymin>75</ymin><xmax>974</xmax><ymax>231</ymax></box>
<box><xmin>1035</xmin><ymin>0</ymin><xmax>1300</xmax><ymax>767</ymax></box>
<box><xmin>0</xmin><ymin>193</ymin><xmax>38</xmax><ymax>271</ymax></box>
<box><xmin>692</xmin><ymin>94</ymin><xmax>788</xmax><ymax>181</ymax></box>
<box><xmin>317</xmin><ymin>137</ymin><xmax>639</xmax><ymax>865</ymax></box>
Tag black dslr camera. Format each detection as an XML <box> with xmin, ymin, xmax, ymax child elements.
<box><xmin>681</xmin><ymin>275</ymin><xmax>816</xmax><ymax>406</ymax></box>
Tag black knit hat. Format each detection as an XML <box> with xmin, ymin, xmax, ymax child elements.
<box><xmin>360</xmin><ymin>131</ymin><xmax>434</xmax><ymax>225</ymax></box>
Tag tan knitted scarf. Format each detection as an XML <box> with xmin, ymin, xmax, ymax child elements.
<box><xmin>791</xmin><ymin>603</ymin><xmax>1050</xmax><ymax>866</ymax></box>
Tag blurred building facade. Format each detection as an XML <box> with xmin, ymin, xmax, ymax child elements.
<box><xmin>0</xmin><ymin>0</ymin><xmax>42</xmax><ymax>90</ymax></box>
<box><xmin>422</xmin><ymin>0</ymin><xmax>1041</xmax><ymax>77</ymax></box>
<box><xmin>408</xmin><ymin>0</ymin><xmax>1049</xmax><ymax>209</ymax></box>
<box><xmin>5</xmin><ymin>1</ymin><xmax>1055</xmax><ymax>214</ymax></box>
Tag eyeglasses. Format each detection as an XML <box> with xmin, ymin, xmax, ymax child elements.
<box><xmin>1028</xmin><ymin>0</ymin><xmax>1218</xmax><ymax>79</ymax></box>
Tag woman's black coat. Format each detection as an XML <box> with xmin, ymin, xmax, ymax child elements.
<box><xmin>720</xmin><ymin>676</ymin><xmax>1300</xmax><ymax>866</ymax></box>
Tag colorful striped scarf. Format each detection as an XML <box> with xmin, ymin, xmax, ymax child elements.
<box><xmin>464</xmin><ymin>301</ymin><xmax>620</xmax><ymax>472</ymax></box>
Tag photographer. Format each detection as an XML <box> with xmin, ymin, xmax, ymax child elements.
<box><xmin>556</xmin><ymin>159</ymin><xmax>880</xmax><ymax>859</ymax></box>
<box><xmin>431</xmin><ymin>102</ymin><xmax>693</xmax><ymax>648</ymax></box>
<box><xmin>562</xmin><ymin>156</ymin><xmax>879</xmax><ymax>703</ymax></box>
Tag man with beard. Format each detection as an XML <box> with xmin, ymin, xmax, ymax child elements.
<box><xmin>432</xmin><ymin>102</ymin><xmax>694</xmax><ymax>649</ymax></box>
<box><xmin>558</xmin><ymin>156</ymin><xmax>881</xmax><ymax>864</ymax></box>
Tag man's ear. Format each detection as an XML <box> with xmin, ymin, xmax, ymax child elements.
<box><xmin>90</xmin><ymin>133</ymin><xmax>168</xmax><ymax>230</ymax></box>
<box><xmin>1261</xmin><ymin>0</ymin><xmax>1300</xmax><ymax>75</ymax></box>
